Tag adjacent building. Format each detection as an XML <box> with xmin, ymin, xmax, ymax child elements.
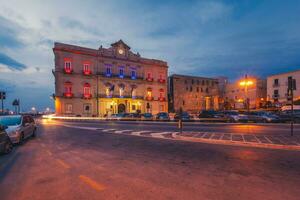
<box><xmin>168</xmin><ymin>74</ymin><xmax>220</xmax><ymax>113</ymax></box>
<box><xmin>53</xmin><ymin>40</ymin><xmax>168</xmax><ymax>116</ymax></box>
<box><xmin>267</xmin><ymin>69</ymin><xmax>300</xmax><ymax>106</ymax></box>
<box><xmin>224</xmin><ymin>76</ymin><xmax>267</xmax><ymax>109</ymax></box>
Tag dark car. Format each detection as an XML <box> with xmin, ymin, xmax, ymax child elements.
<box><xmin>142</xmin><ymin>113</ymin><xmax>153</xmax><ymax>120</ymax></box>
<box><xmin>0</xmin><ymin>125</ymin><xmax>13</xmax><ymax>154</ymax></box>
<box><xmin>174</xmin><ymin>112</ymin><xmax>193</xmax><ymax>121</ymax></box>
<box><xmin>251</xmin><ymin>111</ymin><xmax>281</xmax><ymax>123</ymax></box>
<box><xmin>198</xmin><ymin>110</ymin><xmax>222</xmax><ymax>118</ymax></box>
<box><xmin>278</xmin><ymin>110</ymin><xmax>300</xmax><ymax>123</ymax></box>
<box><xmin>156</xmin><ymin>112</ymin><xmax>170</xmax><ymax>121</ymax></box>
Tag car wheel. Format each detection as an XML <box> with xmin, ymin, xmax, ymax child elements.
<box><xmin>4</xmin><ymin>139</ymin><xmax>13</xmax><ymax>154</ymax></box>
<box><xmin>19</xmin><ymin>133</ymin><xmax>25</xmax><ymax>145</ymax></box>
<box><xmin>32</xmin><ymin>128</ymin><xmax>37</xmax><ymax>138</ymax></box>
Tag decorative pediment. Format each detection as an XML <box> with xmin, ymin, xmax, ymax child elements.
<box><xmin>111</xmin><ymin>39</ymin><xmax>131</xmax><ymax>50</ymax></box>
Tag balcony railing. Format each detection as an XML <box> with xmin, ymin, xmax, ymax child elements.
<box><xmin>83</xmin><ymin>70</ymin><xmax>92</xmax><ymax>76</ymax></box>
<box><xmin>146</xmin><ymin>77</ymin><xmax>154</xmax><ymax>82</ymax></box>
<box><xmin>272</xmin><ymin>94</ymin><xmax>280</xmax><ymax>99</ymax></box>
<box><xmin>145</xmin><ymin>96</ymin><xmax>154</xmax><ymax>101</ymax></box>
<box><xmin>158</xmin><ymin>79</ymin><xmax>166</xmax><ymax>83</ymax></box>
<box><xmin>64</xmin><ymin>69</ymin><xmax>73</xmax><ymax>74</ymax></box>
<box><xmin>63</xmin><ymin>93</ymin><xmax>74</xmax><ymax>98</ymax></box>
<box><xmin>158</xmin><ymin>97</ymin><xmax>166</xmax><ymax>102</ymax></box>
<box><xmin>97</xmin><ymin>72</ymin><xmax>143</xmax><ymax>80</ymax></box>
<box><xmin>82</xmin><ymin>94</ymin><xmax>92</xmax><ymax>99</ymax></box>
<box><xmin>98</xmin><ymin>94</ymin><xmax>143</xmax><ymax>99</ymax></box>
<box><xmin>272</xmin><ymin>83</ymin><xmax>280</xmax><ymax>87</ymax></box>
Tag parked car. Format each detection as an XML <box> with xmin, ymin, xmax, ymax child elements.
<box><xmin>277</xmin><ymin>110</ymin><xmax>300</xmax><ymax>122</ymax></box>
<box><xmin>251</xmin><ymin>111</ymin><xmax>281</xmax><ymax>123</ymax></box>
<box><xmin>156</xmin><ymin>112</ymin><xmax>170</xmax><ymax>121</ymax></box>
<box><xmin>142</xmin><ymin>113</ymin><xmax>153</xmax><ymax>120</ymax></box>
<box><xmin>223</xmin><ymin>111</ymin><xmax>248</xmax><ymax>122</ymax></box>
<box><xmin>0</xmin><ymin>115</ymin><xmax>37</xmax><ymax>144</ymax></box>
<box><xmin>174</xmin><ymin>112</ymin><xmax>193</xmax><ymax>121</ymax></box>
<box><xmin>198</xmin><ymin>110</ymin><xmax>222</xmax><ymax>118</ymax></box>
<box><xmin>0</xmin><ymin>125</ymin><xmax>13</xmax><ymax>154</ymax></box>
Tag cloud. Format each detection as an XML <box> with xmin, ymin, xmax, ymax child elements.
<box><xmin>0</xmin><ymin>16</ymin><xmax>24</xmax><ymax>48</ymax></box>
<box><xmin>0</xmin><ymin>52</ymin><xmax>26</xmax><ymax>70</ymax></box>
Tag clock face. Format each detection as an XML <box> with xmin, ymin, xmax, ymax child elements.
<box><xmin>118</xmin><ymin>49</ymin><xmax>124</xmax><ymax>55</ymax></box>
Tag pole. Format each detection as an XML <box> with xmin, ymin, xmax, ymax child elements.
<box><xmin>291</xmin><ymin>89</ymin><xmax>294</xmax><ymax>136</ymax></box>
<box><xmin>1</xmin><ymin>98</ymin><xmax>3</xmax><ymax>115</ymax></box>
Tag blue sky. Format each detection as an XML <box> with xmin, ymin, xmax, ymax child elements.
<box><xmin>0</xmin><ymin>0</ymin><xmax>300</xmax><ymax>111</ymax></box>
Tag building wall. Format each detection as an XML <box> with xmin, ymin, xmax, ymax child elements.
<box><xmin>169</xmin><ymin>74</ymin><xmax>220</xmax><ymax>113</ymax></box>
<box><xmin>53</xmin><ymin>40</ymin><xmax>168</xmax><ymax>116</ymax></box>
<box><xmin>224</xmin><ymin>77</ymin><xmax>267</xmax><ymax>109</ymax></box>
<box><xmin>267</xmin><ymin>70</ymin><xmax>300</xmax><ymax>105</ymax></box>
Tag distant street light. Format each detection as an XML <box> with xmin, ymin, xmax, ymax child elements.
<box><xmin>31</xmin><ymin>107</ymin><xmax>36</xmax><ymax>112</ymax></box>
<box><xmin>239</xmin><ymin>75</ymin><xmax>253</xmax><ymax>112</ymax></box>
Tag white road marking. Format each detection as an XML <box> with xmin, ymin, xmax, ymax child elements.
<box><xmin>150</xmin><ymin>132</ymin><xmax>169</xmax><ymax>138</ymax></box>
<box><xmin>101</xmin><ymin>129</ymin><xmax>116</xmax><ymax>132</ymax></box>
<box><xmin>114</xmin><ymin>130</ymin><xmax>132</xmax><ymax>134</ymax></box>
<box><xmin>264</xmin><ymin>136</ymin><xmax>273</xmax><ymax>144</ymax></box>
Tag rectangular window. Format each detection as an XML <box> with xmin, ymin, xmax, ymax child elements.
<box><xmin>159</xmin><ymin>105</ymin><xmax>164</xmax><ymax>112</ymax></box>
<box><xmin>83</xmin><ymin>103</ymin><xmax>91</xmax><ymax>114</ymax></box>
<box><xmin>106</xmin><ymin>67</ymin><xmax>111</xmax><ymax>76</ymax></box>
<box><xmin>119</xmin><ymin>68</ymin><xmax>124</xmax><ymax>78</ymax></box>
<box><xmin>131</xmin><ymin>70</ymin><xmax>136</xmax><ymax>79</ymax></box>
<box><xmin>64</xmin><ymin>61</ymin><xmax>72</xmax><ymax>73</ymax></box>
<box><xmin>65</xmin><ymin>104</ymin><xmax>73</xmax><ymax>114</ymax></box>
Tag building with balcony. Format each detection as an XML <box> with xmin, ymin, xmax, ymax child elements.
<box><xmin>168</xmin><ymin>74</ymin><xmax>220</xmax><ymax>113</ymax></box>
<box><xmin>267</xmin><ymin>69</ymin><xmax>300</xmax><ymax>106</ymax></box>
<box><xmin>224</xmin><ymin>76</ymin><xmax>267</xmax><ymax>110</ymax></box>
<box><xmin>53</xmin><ymin>40</ymin><xmax>168</xmax><ymax>116</ymax></box>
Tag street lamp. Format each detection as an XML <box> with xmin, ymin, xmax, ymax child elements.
<box><xmin>239</xmin><ymin>75</ymin><xmax>253</xmax><ymax>112</ymax></box>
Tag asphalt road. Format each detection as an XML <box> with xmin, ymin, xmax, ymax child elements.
<box><xmin>0</xmin><ymin>120</ymin><xmax>300</xmax><ymax>200</ymax></box>
<box><xmin>53</xmin><ymin>120</ymin><xmax>300</xmax><ymax>136</ymax></box>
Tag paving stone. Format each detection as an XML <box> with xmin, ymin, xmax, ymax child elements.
<box><xmin>203</xmin><ymin>133</ymin><xmax>213</xmax><ymax>139</ymax></box>
<box><xmin>222</xmin><ymin>134</ymin><xmax>231</xmax><ymax>141</ymax></box>
<box><xmin>232</xmin><ymin>135</ymin><xmax>243</xmax><ymax>142</ymax></box>
<box><xmin>244</xmin><ymin>135</ymin><xmax>258</xmax><ymax>143</ymax></box>
<box><xmin>211</xmin><ymin>134</ymin><xmax>222</xmax><ymax>140</ymax></box>
<box><xmin>255</xmin><ymin>136</ymin><xmax>271</xmax><ymax>144</ymax></box>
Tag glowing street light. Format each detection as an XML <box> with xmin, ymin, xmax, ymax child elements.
<box><xmin>239</xmin><ymin>75</ymin><xmax>253</xmax><ymax>112</ymax></box>
<box><xmin>31</xmin><ymin>107</ymin><xmax>36</xmax><ymax>111</ymax></box>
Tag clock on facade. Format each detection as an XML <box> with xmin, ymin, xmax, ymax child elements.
<box><xmin>118</xmin><ymin>49</ymin><xmax>124</xmax><ymax>55</ymax></box>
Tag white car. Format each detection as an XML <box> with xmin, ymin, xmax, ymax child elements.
<box><xmin>0</xmin><ymin>115</ymin><xmax>37</xmax><ymax>144</ymax></box>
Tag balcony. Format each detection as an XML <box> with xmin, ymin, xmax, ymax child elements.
<box><xmin>158</xmin><ymin>97</ymin><xmax>166</xmax><ymax>102</ymax></box>
<box><xmin>98</xmin><ymin>94</ymin><xmax>143</xmax><ymax>99</ymax></box>
<box><xmin>158</xmin><ymin>79</ymin><xmax>166</xmax><ymax>84</ymax></box>
<box><xmin>272</xmin><ymin>94</ymin><xmax>279</xmax><ymax>99</ymax></box>
<box><xmin>146</xmin><ymin>77</ymin><xmax>154</xmax><ymax>82</ymax></box>
<box><xmin>64</xmin><ymin>69</ymin><xmax>73</xmax><ymax>74</ymax></box>
<box><xmin>272</xmin><ymin>83</ymin><xmax>280</xmax><ymax>87</ymax></box>
<box><xmin>63</xmin><ymin>93</ymin><xmax>74</xmax><ymax>98</ymax></box>
<box><xmin>83</xmin><ymin>70</ymin><xmax>92</xmax><ymax>76</ymax></box>
<box><xmin>97</xmin><ymin>72</ymin><xmax>143</xmax><ymax>80</ymax></box>
<box><xmin>82</xmin><ymin>93</ymin><xmax>92</xmax><ymax>99</ymax></box>
<box><xmin>145</xmin><ymin>96</ymin><xmax>154</xmax><ymax>101</ymax></box>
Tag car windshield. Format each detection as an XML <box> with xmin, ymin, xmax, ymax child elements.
<box><xmin>226</xmin><ymin>111</ymin><xmax>238</xmax><ymax>115</ymax></box>
<box><xmin>0</xmin><ymin>116</ymin><xmax>22</xmax><ymax>126</ymax></box>
<box><xmin>144</xmin><ymin>113</ymin><xmax>152</xmax><ymax>117</ymax></box>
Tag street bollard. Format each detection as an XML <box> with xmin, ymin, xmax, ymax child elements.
<box><xmin>178</xmin><ymin>119</ymin><xmax>183</xmax><ymax>133</ymax></box>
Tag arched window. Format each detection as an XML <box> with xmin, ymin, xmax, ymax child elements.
<box><xmin>119</xmin><ymin>84</ymin><xmax>125</xmax><ymax>97</ymax></box>
<box><xmin>83</xmin><ymin>83</ymin><xmax>91</xmax><ymax>98</ymax></box>
<box><xmin>146</xmin><ymin>88</ymin><xmax>152</xmax><ymax>100</ymax></box>
<box><xmin>64</xmin><ymin>58</ymin><xmax>72</xmax><ymax>73</ymax></box>
<box><xmin>131</xmin><ymin>85</ymin><xmax>137</xmax><ymax>98</ymax></box>
<box><xmin>64</xmin><ymin>81</ymin><xmax>73</xmax><ymax>97</ymax></box>
<box><xmin>83</xmin><ymin>62</ymin><xmax>91</xmax><ymax>75</ymax></box>
<box><xmin>159</xmin><ymin>88</ymin><xmax>165</xmax><ymax>101</ymax></box>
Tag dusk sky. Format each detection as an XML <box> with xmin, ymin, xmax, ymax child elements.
<box><xmin>0</xmin><ymin>0</ymin><xmax>300</xmax><ymax>111</ymax></box>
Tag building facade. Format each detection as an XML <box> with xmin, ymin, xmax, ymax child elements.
<box><xmin>267</xmin><ymin>69</ymin><xmax>300</xmax><ymax>106</ymax></box>
<box><xmin>224</xmin><ymin>76</ymin><xmax>267</xmax><ymax>110</ymax></box>
<box><xmin>53</xmin><ymin>40</ymin><xmax>168</xmax><ymax>116</ymax></box>
<box><xmin>168</xmin><ymin>74</ymin><xmax>220</xmax><ymax>113</ymax></box>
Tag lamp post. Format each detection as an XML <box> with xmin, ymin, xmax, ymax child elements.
<box><xmin>239</xmin><ymin>75</ymin><xmax>253</xmax><ymax>113</ymax></box>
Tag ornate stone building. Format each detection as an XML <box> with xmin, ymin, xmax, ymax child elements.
<box><xmin>168</xmin><ymin>74</ymin><xmax>220</xmax><ymax>113</ymax></box>
<box><xmin>53</xmin><ymin>40</ymin><xmax>168</xmax><ymax>116</ymax></box>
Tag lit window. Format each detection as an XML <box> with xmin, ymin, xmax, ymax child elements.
<box><xmin>106</xmin><ymin>66</ymin><xmax>112</xmax><ymax>77</ymax></box>
<box><xmin>64</xmin><ymin>60</ymin><xmax>72</xmax><ymax>73</ymax></box>
<box><xmin>131</xmin><ymin>70</ymin><xmax>136</xmax><ymax>79</ymax></box>
<box><xmin>119</xmin><ymin>67</ymin><xmax>124</xmax><ymax>78</ymax></box>
<box><xmin>83</xmin><ymin>83</ymin><xmax>91</xmax><ymax>98</ymax></box>
<box><xmin>83</xmin><ymin>63</ymin><xmax>91</xmax><ymax>75</ymax></box>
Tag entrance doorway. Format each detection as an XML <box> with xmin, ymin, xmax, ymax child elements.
<box><xmin>118</xmin><ymin>104</ymin><xmax>126</xmax><ymax>113</ymax></box>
